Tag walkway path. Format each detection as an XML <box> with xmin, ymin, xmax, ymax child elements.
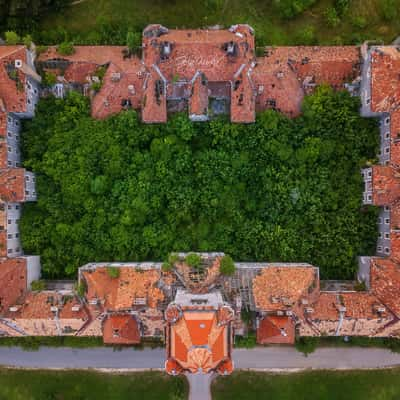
<box><xmin>0</xmin><ymin>346</ymin><xmax>399</xmax><ymax>370</ymax></box>
<box><xmin>186</xmin><ymin>373</ymin><xmax>213</xmax><ymax>400</ymax></box>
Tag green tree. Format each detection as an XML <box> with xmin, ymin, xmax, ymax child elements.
<box><xmin>219</xmin><ymin>255</ymin><xmax>235</xmax><ymax>276</ymax></box>
<box><xmin>5</xmin><ymin>31</ymin><xmax>20</xmax><ymax>44</ymax></box>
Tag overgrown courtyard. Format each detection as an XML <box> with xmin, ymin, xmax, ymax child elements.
<box><xmin>20</xmin><ymin>87</ymin><xmax>379</xmax><ymax>278</ymax></box>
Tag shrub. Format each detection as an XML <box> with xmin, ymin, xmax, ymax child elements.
<box><xmin>43</xmin><ymin>71</ymin><xmax>57</xmax><ymax>86</ymax></box>
<box><xmin>30</xmin><ymin>280</ymin><xmax>46</xmax><ymax>291</ymax></box>
<box><xmin>219</xmin><ymin>255</ymin><xmax>235</xmax><ymax>275</ymax></box>
<box><xmin>57</xmin><ymin>42</ymin><xmax>75</xmax><ymax>56</ymax></box>
<box><xmin>379</xmin><ymin>0</ymin><xmax>397</xmax><ymax>21</ymax></box>
<box><xmin>126</xmin><ymin>31</ymin><xmax>141</xmax><ymax>53</ymax></box>
<box><xmin>295</xmin><ymin>26</ymin><xmax>316</xmax><ymax>45</ymax></box>
<box><xmin>295</xmin><ymin>336</ymin><xmax>319</xmax><ymax>356</ymax></box>
<box><xmin>354</xmin><ymin>280</ymin><xmax>367</xmax><ymax>291</ymax></box>
<box><xmin>5</xmin><ymin>31</ymin><xmax>20</xmax><ymax>45</ymax></box>
<box><xmin>235</xmin><ymin>333</ymin><xmax>257</xmax><ymax>348</ymax></box>
<box><xmin>91</xmin><ymin>82</ymin><xmax>102</xmax><ymax>92</ymax></box>
<box><xmin>106</xmin><ymin>266</ymin><xmax>120</xmax><ymax>279</ymax></box>
<box><xmin>274</xmin><ymin>0</ymin><xmax>317</xmax><ymax>19</ymax></box>
<box><xmin>334</xmin><ymin>0</ymin><xmax>350</xmax><ymax>16</ymax></box>
<box><xmin>162</xmin><ymin>261</ymin><xmax>173</xmax><ymax>272</ymax></box>
<box><xmin>185</xmin><ymin>253</ymin><xmax>202</xmax><ymax>269</ymax></box>
<box><xmin>168</xmin><ymin>252</ymin><xmax>179</xmax><ymax>265</ymax></box>
<box><xmin>75</xmin><ymin>281</ymin><xmax>87</xmax><ymax>297</ymax></box>
<box><xmin>22</xmin><ymin>34</ymin><xmax>33</xmax><ymax>48</ymax></box>
<box><xmin>351</xmin><ymin>15</ymin><xmax>367</xmax><ymax>29</ymax></box>
<box><xmin>324</xmin><ymin>7</ymin><xmax>340</xmax><ymax>28</ymax></box>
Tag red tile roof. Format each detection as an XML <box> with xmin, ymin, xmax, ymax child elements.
<box><xmin>0</xmin><ymin>258</ymin><xmax>26</xmax><ymax>315</ymax></box>
<box><xmin>0</xmin><ymin>168</ymin><xmax>26</xmax><ymax>202</ymax></box>
<box><xmin>257</xmin><ymin>315</ymin><xmax>295</xmax><ymax>344</ymax></box>
<box><xmin>252</xmin><ymin>265</ymin><xmax>319</xmax><ymax>312</ymax></box>
<box><xmin>0</xmin><ymin>46</ymin><xmax>27</xmax><ymax>113</ymax></box>
<box><xmin>370</xmin><ymin>258</ymin><xmax>400</xmax><ymax>317</ymax></box>
<box><xmin>370</xmin><ymin>47</ymin><xmax>400</xmax><ymax>113</ymax></box>
<box><xmin>102</xmin><ymin>314</ymin><xmax>141</xmax><ymax>344</ymax></box>
<box><xmin>83</xmin><ymin>266</ymin><xmax>164</xmax><ymax>311</ymax></box>
<box><xmin>371</xmin><ymin>165</ymin><xmax>400</xmax><ymax>206</ymax></box>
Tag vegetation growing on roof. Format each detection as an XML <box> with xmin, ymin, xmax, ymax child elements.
<box><xmin>5</xmin><ymin>31</ymin><xmax>20</xmax><ymax>45</ymax></box>
<box><xmin>106</xmin><ymin>266</ymin><xmax>120</xmax><ymax>279</ymax></box>
<box><xmin>57</xmin><ymin>41</ymin><xmax>75</xmax><ymax>56</ymax></box>
<box><xmin>20</xmin><ymin>88</ymin><xmax>378</xmax><ymax>278</ymax></box>
<box><xmin>185</xmin><ymin>253</ymin><xmax>202</xmax><ymax>269</ymax></box>
<box><xmin>30</xmin><ymin>280</ymin><xmax>46</xmax><ymax>291</ymax></box>
<box><xmin>219</xmin><ymin>255</ymin><xmax>236</xmax><ymax>276</ymax></box>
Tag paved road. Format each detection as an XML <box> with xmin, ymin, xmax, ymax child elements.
<box><xmin>0</xmin><ymin>346</ymin><xmax>399</xmax><ymax>370</ymax></box>
<box><xmin>234</xmin><ymin>347</ymin><xmax>400</xmax><ymax>370</ymax></box>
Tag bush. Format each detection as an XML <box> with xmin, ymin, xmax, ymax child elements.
<box><xmin>235</xmin><ymin>333</ymin><xmax>257</xmax><ymax>348</ymax></box>
<box><xmin>168</xmin><ymin>252</ymin><xmax>179</xmax><ymax>265</ymax></box>
<box><xmin>219</xmin><ymin>255</ymin><xmax>235</xmax><ymax>275</ymax></box>
<box><xmin>379</xmin><ymin>0</ymin><xmax>397</xmax><ymax>21</ymax></box>
<box><xmin>295</xmin><ymin>26</ymin><xmax>316</xmax><ymax>45</ymax></box>
<box><xmin>57</xmin><ymin>42</ymin><xmax>75</xmax><ymax>55</ymax></box>
<box><xmin>185</xmin><ymin>253</ymin><xmax>202</xmax><ymax>269</ymax></box>
<box><xmin>295</xmin><ymin>336</ymin><xmax>320</xmax><ymax>356</ymax></box>
<box><xmin>162</xmin><ymin>261</ymin><xmax>173</xmax><ymax>272</ymax></box>
<box><xmin>5</xmin><ymin>31</ymin><xmax>20</xmax><ymax>45</ymax></box>
<box><xmin>31</xmin><ymin>280</ymin><xmax>46</xmax><ymax>291</ymax></box>
<box><xmin>91</xmin><ymin>82</ymin><xmax>102</xmax><ymax>92</ymax></box>
<box><xmin>351</xmin><ymin>15</ymin><xmax>367</xmax><ymax>29</ymax></box>
<box><xmin>274</xmin><ymin>0</ymin><xmax>317</xmax><ymax>19</ymax></box>
<box><xmin>354</xmin><ymin>280</ymin><xmax>367</xmax><ymax>291</ymax></box>
<box><xmin>324</xmin><ymin>7</ymin><xmax>340</xmax><ymax>28</ymax></box>
<box><xmin>334</xmin><ymin>0</ymin><xmax>350</xmax><ymax>16</ymax></box>
<box><xmin>106</xmin><ymin>266</ymin><xmax>120</xmax><ymax>279</ymax></box>
<box><xmin>43</xmin><ymin>71</ymin><xmax>57</xmax><ymax>86</ymax></box>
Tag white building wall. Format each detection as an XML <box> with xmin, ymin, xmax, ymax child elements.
<box><xmin>6</xmin><ymin>114</ymin><xmax>21</xmax><ymax>168</ymax></box>
<box><xmin>24</xmin><ymin>255</ymin><xmax>41</xmax><ymax>288</ymax></box>
<box><xmin>24</xmin><ymin>171</ymin><xmax>36</xmax><ymax>201</ymax></box>
<box><xmin>6</xmin><ymin>203</ymin><xmax>21</xmax><ymax>257</ymax></box>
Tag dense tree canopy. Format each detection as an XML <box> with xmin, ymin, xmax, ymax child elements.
<box><xmin>20</xmin><ymin>87</ymin><xmax>379</xmax><ymax>278</ymax></box>
<box><xmin>0</xmin><ymin>0</ymin><xmax>68</xmax><ymax>33</ymax></box>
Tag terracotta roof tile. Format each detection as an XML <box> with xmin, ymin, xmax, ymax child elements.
<box><xmin>257</xmin><ymin>315</ymin><xmax>295</xmax><ymax>344</ymax></box>
<box><xmin>252</xmin><ymin>265</ymin><xmax>318</xmax><ymax>312</ymax></box>
<box><xmin>102</xmin><ymin>313</ymin><xmax>141</xmax><ymax>344</ymax></box>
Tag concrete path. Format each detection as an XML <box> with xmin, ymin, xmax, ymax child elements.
<box><xmin>186</xmin><ymin>373</ymin><xmax>213</xmax><ymax>400</ymax></box>
<box><xmin>0</xmin><ymin>346</ymin><xmax>399</xmax><ymax>370</ymax></box>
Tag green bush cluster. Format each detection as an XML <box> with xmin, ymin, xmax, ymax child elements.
<box><xmin>20</xmin><ymin>88</ymin><xmax>378</xmax><ymax>278</ymax></box>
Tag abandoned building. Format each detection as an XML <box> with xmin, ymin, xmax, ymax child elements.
<box><xmin>0</xmin><ymin>26</ymin><xmax>400</xmax><ymax>375</ymax></box>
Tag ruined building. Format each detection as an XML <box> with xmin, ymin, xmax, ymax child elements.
<box><xmin>0</xmin><ymin>26</ymin><xmax>400</xmax><ymax>376</ymax></box>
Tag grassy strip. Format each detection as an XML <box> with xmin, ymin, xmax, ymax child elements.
<box><xmin>0</xmin><ymin>336</ymin><xmax>164</xmax><ymax>350</ymax></box>
<box><xmin>0</xmin><ymin>369</ymin><xmax>187</xmax><ymax>400</ymax></box>
<box><xmin>212</xmin><ymin>369</ymin><xmax>400</xmax><ymax>400</ymax></box>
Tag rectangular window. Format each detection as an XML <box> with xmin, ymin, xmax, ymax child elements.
<box><xmin>385</xmin><ymin>247</ymin><xmax>390</xmax><ymax>254</ymax></box>
<box><xmin>385</xmin><ymin>232</ymin><xmax>390</xmax><ymax>239</ymax></box>
<box><xmin>385</xmin><ymin>218</ymin><xmax>390</xmax><ymax>224</ymax></box>
<box><xmin>7</xmin><ymin>132</ymin><xmax>12</xmax><ymax>138</ymax></box>
<box><xmin>377</xmin><ymin>245</ymin><xmax>383</xmax><ymax>252</ymax></box>
<box><xmin>385</xmin><ymin>147</ymin><xmax>390</xmax><ymax>154</ymax></box>
<box><xmin>25</xmin><ymin>176</ymin><xmax>30</xmax><ymax>182</ymax></box>
<box><xmin>384</xmin><ymin>205</ymin><xmax>390</xmax><ymax>211</ymax></box>
<box><xmin>7</xmin><ymin>146</ymin><xmax>11</xmax><ymax>153</ymax></box>
<box><xmin>25</xmin><ymin>190</ymin><xmax>29</xmax><ymax>196</ymax></box>
<box><xmin>7</xmin><ymin>219</ymin><xmax>11</xmax><ymax>225</ymax></box>
<box><xmin>15</xmin><ymin>205</ymin><xmax>19</xmax><ymax>210</ymax></box>
<box><xmin>7</xmin><ymin>234</ymin><xmax>12</xmax><ymax>239</ymax></box>
<box><xmin>7</xmin><ymin>249</ymin><xmax>12</xmax><ymax>254</ymax></box>
<box><xmin>15</xmin><ymin>233</ymin><xmax>19</xmax><ymax>238</ymax></box>
<box><xmin>385</xmin><ymin>132</ymin><xmax>390</xmax><ymax>139</ymax></box>
<box><xmin>385</xmin><ymin>117</ymin><xmax>390</xmax><ymax>125</ymax></box>
<box><xmin>7</xmin><ymin>205</ymin><xmax>11</xmax><ymax>210</ymax></box>
<box><xmin>7</xmin><ymin>161</ymin><xmax>11</xmax><ymax>167</ymax></box>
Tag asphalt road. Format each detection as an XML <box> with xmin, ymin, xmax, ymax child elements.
<box><xmin>0</xmin><ymin>346</ymin><xmax>399</xmax><ymax>370</ymax></box>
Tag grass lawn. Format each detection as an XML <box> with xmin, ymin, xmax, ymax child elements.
<box><xmin>212</xmin><ymin>369</ymin><xmax>400</xmax><ymax>400</ymax></box>
<box><xmin>39</xmin><ymin>0</ymin><xmax>400</xmax><ymax>45</ymax></box>
<box><xmin>0</xmin><ymin>369</ymin><xmax>187</xmax><ymax>400</ymax></box>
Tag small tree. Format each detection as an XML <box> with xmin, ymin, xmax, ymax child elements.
<box><xmin>57</xmin><ymin>42</ymin><xmax>75</xmax><ymax>56</ymax></box>
<box><xmin>75</xmin><ymin>280</ymin><xmax>87</xmax><ymax>297</ymax></box>
<box><xmin>219</xmin><ymin>255</ymin><xmax>235</xmax><ymax>276</ymax></box>
<box><xmin>185</xmin><ymin>253</ymin><xmax>202</xmax><ymax>269</ymax></box>
<box><xmin>5</xmin><ymin>31</ymin><xmax>20</xmax><ymax>45</ymax></box>
<box><xmin>106</xmin><ymin>266</ymin><xmax>120</xmax><ymax>279</ymax></box>
<box><xmin>126</xmin><ymin>31</ymin><xmax>140</xmax><ymax>54</ymax></box>
<box><xmin>22</xmin><ymin>34</ymin><xmax>33</xmax><ymax>48</ymax></box>
<box><xmin>168</xmin><ymin>252</ymin><xmax>179</xmax><ymax>264</ymax></box>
